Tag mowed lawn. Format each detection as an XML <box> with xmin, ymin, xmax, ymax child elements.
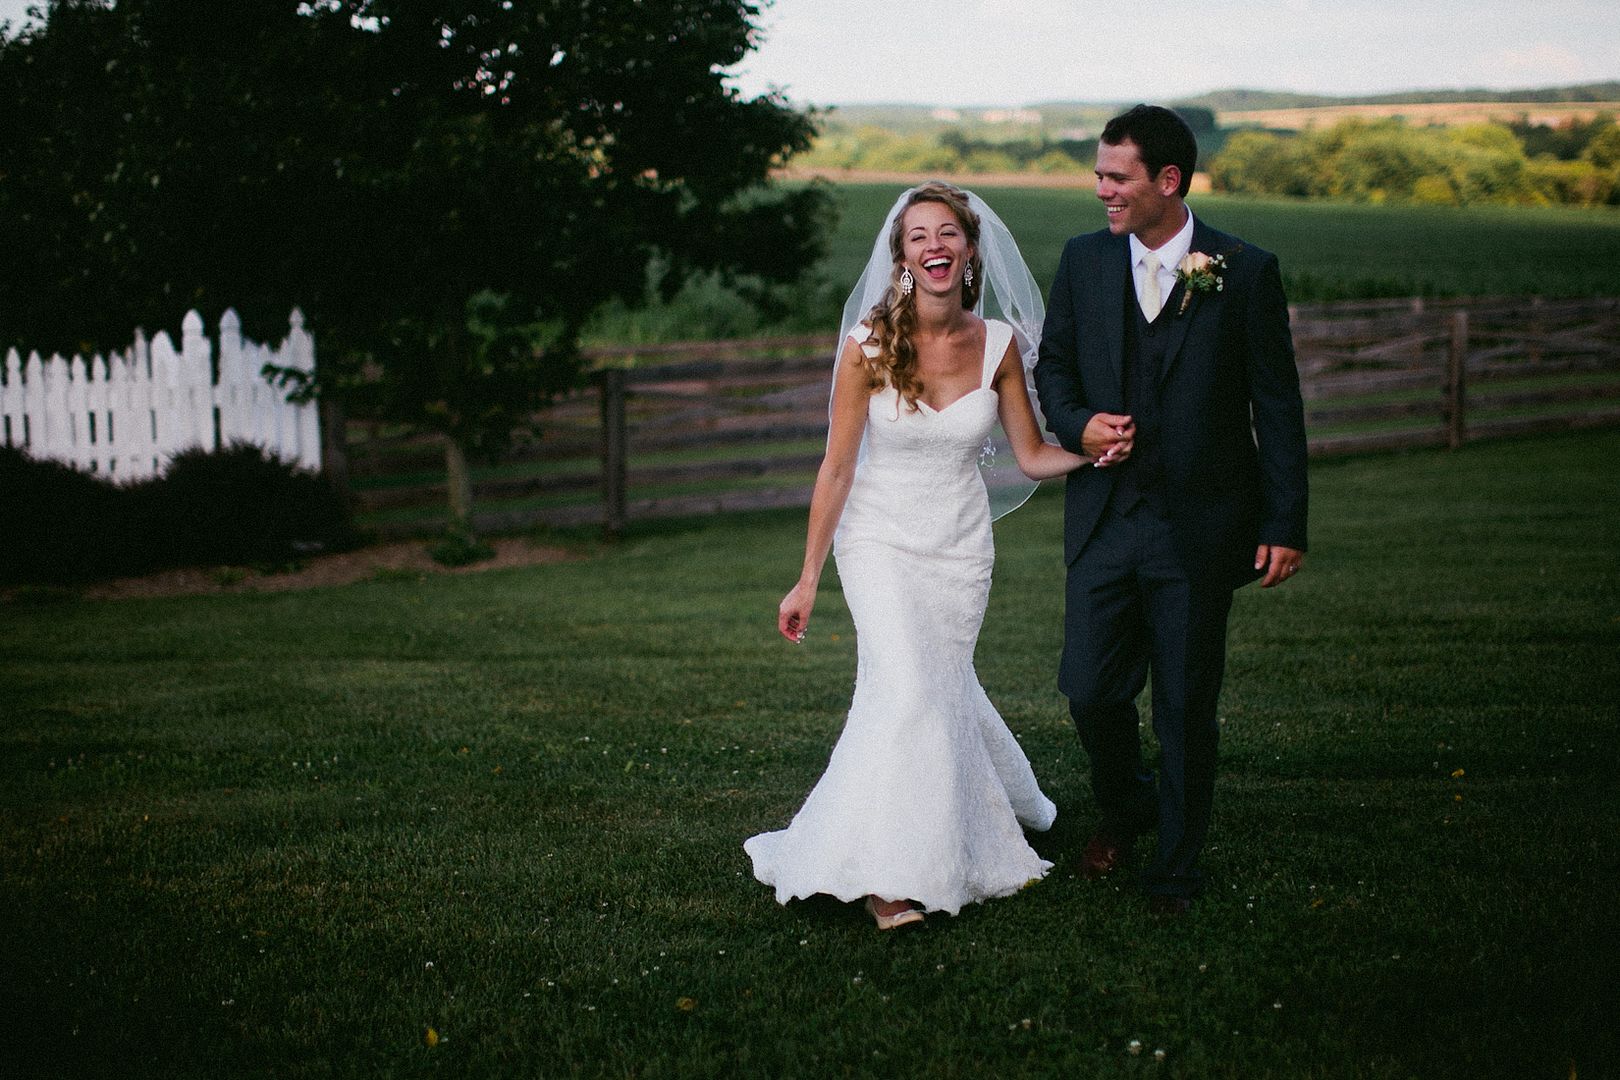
<box><xmin>3</xmin><ymin>429</ymin><xmax>1617</xmax><ymax>1079</ymax></box>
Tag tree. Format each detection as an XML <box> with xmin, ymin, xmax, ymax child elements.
<box><xmin>0</xmin><ymin>0</ymin><xmax>831</xmax><ymax>532</ymax></box>
<box><xmin>1581</xmin><ymin>120</ymin><xmax>1620</xmax><ymax>170</ymax></box>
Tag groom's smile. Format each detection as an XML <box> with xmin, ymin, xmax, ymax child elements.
<box><xmin>1095</xmin><ymin>139</ymin><xmax>1185</xmax><ymax>250</ymax></box>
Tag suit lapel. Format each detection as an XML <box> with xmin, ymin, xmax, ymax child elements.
<box><xmin>1096</xmin><ymin>235</ymin><xmax>1127</xmax><ymax>396</ymax></box>
<box><xmin>1155</xmin><ymin>220</ymin><xmax>1220</xmax><ymax>387</ymax></box>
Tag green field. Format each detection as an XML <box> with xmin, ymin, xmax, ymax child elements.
<box><xmin>825</xmin><ymin>185</ymin><xmax>1620</xmax><ymax>303</ymax></box>
<box><xmin>5</xmin><ymin>429</ymin><xmax>1617</xmax><ymax>1078</ymax></box>
<box><xmin>585</xmin><ymin>184</ymin><xmax>1620</xmax><ymax>344</ymax></box>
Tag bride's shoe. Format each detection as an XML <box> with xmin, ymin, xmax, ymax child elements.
<box><xmin>865</xmin><ymin>896</ymin><xmax>925</xmax><ymax>931</ymax></box>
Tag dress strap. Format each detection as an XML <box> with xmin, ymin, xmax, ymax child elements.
<box><xmin>981</xmin><ymin>320</ymin><xmax>1014</xmax><ymax>388</ymax></box>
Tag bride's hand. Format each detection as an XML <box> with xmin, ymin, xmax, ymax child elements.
<box><xmin>778</xmin><ymin>581</ymin><xmax>817</xmax><ymax>643</ymax></box>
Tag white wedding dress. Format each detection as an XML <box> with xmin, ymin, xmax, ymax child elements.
<box><xmin>745</xmin><ymin>319</ymin><xmax>1056</xmax><ymax>916</ymax></box>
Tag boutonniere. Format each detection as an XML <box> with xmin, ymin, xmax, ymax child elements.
<box><xmin>1174</xmin><ymin>251</ymin><xmax>1227</xmax><ymax>315</ymax></box>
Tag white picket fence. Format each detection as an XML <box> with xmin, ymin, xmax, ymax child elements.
<box><xmin>0</xmin><ymin>308</ymin><xmax>320</xmax><ymax>480</ymax></box>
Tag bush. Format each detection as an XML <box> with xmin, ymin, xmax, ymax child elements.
<box><xmin>1525</xmin><ymin>156</ymin><xmax>1617</xmax><ymax>207</ymax></box>
<box><xmin>0</xmin><ymin>447</ymin><xmax>135</xmax><ymax>583</ymax></box>
<box><xmin>1208</xmin><ymin>117</ymin><xmax>1612</xmax><ymax>207</ymax></box>
<box><xmin>0</xmin><ymin>443</ymin><xmax>356</xmax><ymax>585</ymax></box>
<box><xmin>131</xmin><ymin>443</ymin><xmax>356</xmax><ymax>570</ymax></box>
<box><xmin>427</xmin><ymin>526</ymin><xmax>495</xmax><ymax>568</ymax></box>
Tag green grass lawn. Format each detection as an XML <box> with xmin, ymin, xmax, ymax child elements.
<box><xmin>4</xmin><ymin>430</ymin><xmax>1618</xmax><ymax>1078</ymax></box>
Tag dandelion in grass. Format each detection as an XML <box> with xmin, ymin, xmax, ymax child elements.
<box><xmin>675</xmin><ymin>997</ymin><xmax>696</xmax><ymax>1012</ymax></box>
<box><xmin>423</xmin><ymin>1027</ymin><xmax>439</xmax><ymax>1047</ymax></box>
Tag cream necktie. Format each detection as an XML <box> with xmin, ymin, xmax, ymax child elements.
<box><xmin>1141</xmin><ymin>251</ymin><xmax>1162</xmax><ymax>321</ymax></box>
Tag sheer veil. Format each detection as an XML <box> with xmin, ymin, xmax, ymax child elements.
<box><xmin>835</xmin><ymin>184</ymin><xmax>1053</xmax><ymax>520</ymax></box>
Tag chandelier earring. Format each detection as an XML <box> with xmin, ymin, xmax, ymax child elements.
<box><xmin>899</xmin><ymin>267</ymin><xmax>914</xmax><ymax>296</ymax></box>
<box><xmin>963</xmin><ymin>261</ymin><xmax>974</xmax><ymax>289</ymax></box>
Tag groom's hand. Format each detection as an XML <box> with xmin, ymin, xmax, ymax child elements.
<box><xmin>1256</xmin><ymin>544</ymin><xmax>1304</xmax><ymax>588</ymax></box>
<box><xmin>1083</xmin><ymin>413</ymin><xmax>1134</xmax><ymax>467</ymax></box>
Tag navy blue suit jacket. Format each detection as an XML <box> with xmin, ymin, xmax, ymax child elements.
<box><xmin>1034</xmin><ymin>219</ymin><xmax>1308</xmax><ymax>589</ymax></box>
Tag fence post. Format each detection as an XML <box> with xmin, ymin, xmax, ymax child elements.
<box><xmin>1446</xmin><ymin>310</ymin><xmax>1468</xmax><ymax>450</ymax></box>
<box><xmin>599</xmin><ymin>367</ymin><xmax>628</xmax><ymax>539</ymax></box>
<box><xmin>180</xmin><ymin>309</ymin><xmax>215</xmax><ymax>452</ymax></box>
<box><xmin>319</xmin><ymin>397</ymin><xmax>352</xmax><ymax>514</ymax></box>
<box><xmin>1528</xmin><ymin>294</ymin><xmax>1544</xmax><ymax>367</ymax></box>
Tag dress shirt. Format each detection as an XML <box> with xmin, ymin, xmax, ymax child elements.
<box><xmin>1129</xmin><ymin>210</ymin><xmax>1195</xmax><ymax>320</ymax></box>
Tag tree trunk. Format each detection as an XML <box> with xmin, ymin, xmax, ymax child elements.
<box><xmin>445</xmin><ymin>435</ymin><xmax>474</xmax><ymax>533</ymax></box>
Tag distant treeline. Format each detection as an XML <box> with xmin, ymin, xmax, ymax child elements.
<box><xmin>1178</xmin><ymin>83</ymin><xmax>1620</xmax><ymax>113</ymax></box>
<box><xmin>800</xmin><ymin>105</ymin><xmax>1620</xmax><ymax>208</ymax></box>
<box><xmin>800</xmin><ymin>106</ymin><xmax>1223</xmax><ymax>176</ymax></box>
<box><xmin>1211</xmin><ymin>115</ymin><xmax>1620</xmax><ymax>207</ymax></box>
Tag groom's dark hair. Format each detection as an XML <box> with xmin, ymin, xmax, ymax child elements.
<box><xmin>1101</xmin><ymin>105</ymin><xmax>1197</xmax><ymax>198</ymax></box>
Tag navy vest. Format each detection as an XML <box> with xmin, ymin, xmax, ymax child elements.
<box><xmin>1112</xmin><ymin>263</ymin><xmax>1180</xmax><ymax>513</ymax></box>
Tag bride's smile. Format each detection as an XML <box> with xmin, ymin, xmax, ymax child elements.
<box><xmin>903</xmin><ymin>202</ymin><xmax>971</xmax><ymax>291</ymax></box>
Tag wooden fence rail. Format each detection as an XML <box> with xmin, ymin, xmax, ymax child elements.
<box><xmin>344</xmin><ymin>297</ymin><xmax>1620</xmax><ymax>537</ymax></box>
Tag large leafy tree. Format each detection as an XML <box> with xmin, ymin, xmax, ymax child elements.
<box><xmin>0</xmin><ymin>0</ymin><xmax>829</xmax><ymax>528</ymax></box>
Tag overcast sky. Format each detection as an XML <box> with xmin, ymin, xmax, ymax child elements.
<box><xmin>731</xmin><ymin>0</ymin><xmax>1620</xmax><ymax>106</ymax></box>
<box><xmin>3</xmin><ymin>0</ymin><xmax>1617</xmax><ymax>107</ymax></box>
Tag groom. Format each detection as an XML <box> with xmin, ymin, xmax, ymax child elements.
<box><xmin>1034</xmin><ymin>105</ymin><xmax>1308</xmax><ymax>916</ymax></box>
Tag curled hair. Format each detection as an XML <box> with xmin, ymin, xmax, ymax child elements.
<box><xmin>859</xmin><ymin>181</ymin><xmax>984</xmax><ymax>409</ymax></box>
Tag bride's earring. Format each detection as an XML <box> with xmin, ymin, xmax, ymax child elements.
<box><xmin>899</xmin><ymin>267</ymin><xmax>914</xmax><ymax>295</ymax></box>
<box><xmin>963</xmin><ymin>261</ymin><xmax>974</xmax><ymax>289</ymax></box>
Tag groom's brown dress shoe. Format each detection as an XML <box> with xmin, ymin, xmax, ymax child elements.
<box><xmin>1080</xmin><ymin>830</ymin><xmax>1132</xmax><ymax>880</ymax></box>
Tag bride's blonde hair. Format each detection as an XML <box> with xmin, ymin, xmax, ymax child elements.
<box><xmin>860</xmin><ymin>182</ymin><xmax>984</xmax><ymax>408</ymax></box>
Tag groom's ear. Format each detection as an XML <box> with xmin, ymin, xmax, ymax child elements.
<box><xmin>1156</xmin><ymin>165</ymin><xmax>1182</xmax><ymax>197</ymax></box>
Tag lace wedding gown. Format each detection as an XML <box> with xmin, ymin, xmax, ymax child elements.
<box><xmin>745</xmin><ymin>320</ymin><xmax>1056</xmax><ymax>916</ymax></box>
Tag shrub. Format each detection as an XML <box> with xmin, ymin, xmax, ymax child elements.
<box><xmin>428</xmin><ymin>526</ymin><xmax>494</xmax><ymax>568</ymax></box>
<box><xmin>0</xmin><ymin>447</ymin><xmax>136</xmax><ymax>583</ymax></box>
<box><xmin>1525</xmin><ymin>156</ymin><xmax>1617</xmax><ymax>207</ymax></box>
<box><xmin>0</xmin><ymin>443</ymin><xmax>356</xmax><ymax>585</ymax></box>
<box><xmin>1208</xmin><ymin>117</ymin><xmax>1613</xmax><ymax>207</ymax></box>
<box><xmin>130</xmin><ymin>443</ymin><xmax>355</xmax><ymax>570</ymax></box>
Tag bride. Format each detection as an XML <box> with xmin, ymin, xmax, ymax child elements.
<box><xmin>744</xmin><ymin>182</ymin><xmax>1091</xmax><ymax>929</ymax></box>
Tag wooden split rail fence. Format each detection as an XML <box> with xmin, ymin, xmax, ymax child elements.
<box><xmin>342</xmin><ymin>296</ymin><xmax>1620</xmax><ymax>537</ymax></box>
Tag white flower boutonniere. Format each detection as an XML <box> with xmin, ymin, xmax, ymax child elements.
<box><xmin>1175</xmin><ymin>251</ymin><xmax>1227</xmax><ymax>315</ymax></box>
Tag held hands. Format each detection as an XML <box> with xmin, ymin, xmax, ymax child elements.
<box><xmin>778</xmin><ymin>580</ymin><xmax>817</xmax><ymax>643</ymax></box>
<box><xmin>1083</xmin><ymin>412</ymin><xmax>1135</xmax><ymax>468</ymax></box>
<box><xmin>1255</xmin><ymin>544</ymin><xmax>1305</xmax><ymax>588</ymax></box>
